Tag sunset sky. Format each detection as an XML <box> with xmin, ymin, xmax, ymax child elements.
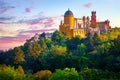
<box><xmin>0</xmin><ymin>0</ymin><xmax>120</xmax><ymax>50</ymax></box>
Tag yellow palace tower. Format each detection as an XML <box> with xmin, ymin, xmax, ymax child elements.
<box><xmin>59</xmin><ymin>9</ymin><xmax>87</xmax><ymax>38</ymax></box>
<box><xmin>59</xmin><ymin>9</ymin><xmax>75</xmax><ymax>38</ymax></box>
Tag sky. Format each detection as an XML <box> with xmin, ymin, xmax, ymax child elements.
<box><xmin>0</xmin><ymin>0</ymin><xmax>120</xmax><ymax>51</ymax></box>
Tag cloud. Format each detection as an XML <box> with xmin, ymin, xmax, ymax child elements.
<box><xmin>0</xmin><ymin>1</ymin><xmax>15</xmax><ymax>13</ymax></box>
<box><xmin>0</xmin><ymin>22</ymin><xmax>6</xmax><ymax>24</ymax></box>
<box><xmin>17</xmin><ymin>11</ymin><xmax>46</xmax><ymax>23</ymax></box>
<box><xmin>1</xmin><ymin>6</ymin><xmax>15</xmax><ymax>13</ymax></box>
<box><xmin>39</xmin><ymin>12</ymin><xmax>45</xmax><ymax>17</ymax></box>
<box><xmin>0</xmin><ymin>17</ymin><xmax>14</xmax><ymax>21</ymax></box>
<box><xmin>19</xmin><ymin>29</ymin><xmax>56</xmax><ymax>35</ymax></box>
<box><xmin>0</xmin><ymin>36</ymin><xmax>25</xmax><ymax>43</ymax></box>
<box><xmin>83</xmin><ymin>3</ymin><xmax>93</xmax><ymax>8</ymax></box>
<box><xmin>25</xmin><ymin>8</ymin><xmax>31</xmax><ymax>13</ymax></box>
<box><xmin>0</xmin><ymin>36</ymin><xmax>26</xmax><ymax>50</ymax></box>
<box><xmin>0</xmin><ymin>23</ymin><xmax>29</xmax><ymax>37</ymax></box>
<box><xmin>0</xmin><ymin>15</ymin><xmax>63</xmax><ymax>50</ymax></box>
<box><xmin>0</xmin><ymin>28</ymin><xmax>56</xmax><ymax>51</ymax></box>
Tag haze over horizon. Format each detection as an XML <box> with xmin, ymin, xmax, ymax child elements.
<box><xmin>0</xmin><ymin>0</ymin><xmax>120</xmax><ymax>50</ymax></box>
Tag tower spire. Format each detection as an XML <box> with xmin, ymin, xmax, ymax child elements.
<box><xmin>68</xmin><ymin>8</ymin><xmax>70</xmax><ymax>11</ymax></box>
<box><xmin>91</xmin><ymin>11</ymin><xmax>96</xmax><ymax>23</ymax></box>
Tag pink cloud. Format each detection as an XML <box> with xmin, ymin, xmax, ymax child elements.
<box><xmin>29</xmin><ymin>26</ymin><xmax>39</xmax><ymax>29</ymax></box>
<box><xmin>83</xmin><ymin>3</ymin><xmax>93</xmax><ymax>8</ymax></box>
<box><xmin>19</xmin><ymin>29</ymin><xmax>56</xmax><ymax>35</ymax></box>
<box><xmin>0</xmin><ymin>28</ymin><xmax>56</xmax><ymax>51</ymax></box>
<box><xmin>0</xmin><ymin>36</ymin><xmax>26</xmax><ymax>50</ymax></box>
<box><xmin>27</xmin><ymin>17</ymin><xmax>57</xmax><ymax>27</ymax></box>
<box><xmin>39</xmin><ymin>11</ymin><xmax>45</xmax><ymax>17</ymax></box>
<box><xmin>1</xmin><ymin>6</ymin><xmax>15</xmax><ymax>13</ymax></box>
<box><xmin>0</xmin><ymin>32</ymin><xmax>32</xmax><ymax>50</ymax></box>
<box><xmin>29</xmin><ymin>21</ymin><xmax>43</xmax><ymax>25</ymax></box>
<box><xmin>0</xmin><ymin>22</ymin><xmax>6</xmax><ymax>24</ymax></box>
<box><xmin>0</xmin><ymin>1</ymin><xmax>15</xmax><ymax>13</ymax></box>
<box><xmin>25</xmin><ymin>8</ymin><xmax>31</xmax><ymax>13</ymax></box>
<box><xmin>0</xmin><ymin>15</ymin><xmax>62</xmax><ymax>51</ymax></box>
<box><xmin>0</xmin><ymin>41</ymin><xmax>23</xmax><ymax>51</ymax></box>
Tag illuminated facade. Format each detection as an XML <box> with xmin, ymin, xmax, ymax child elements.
<box><xmin>59</xmin><ymin>9</ymin><xmax>111</xmax><ymax>38</ymax></box>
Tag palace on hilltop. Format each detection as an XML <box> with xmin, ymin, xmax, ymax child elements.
<box><xmin>59</xmin><ymin>9</ymin><xmax>111</xmax><ymax>38</ymax></box>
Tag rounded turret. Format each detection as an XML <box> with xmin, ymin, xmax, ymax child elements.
<box><xmin>64</xmin><ymin>9</ymin><xmax>75</xmax><ymax>29</ymax></box>
<box><xmin>64</xmin><ymin>9</ymin><xmax>73</xmax><ymax>16</ymax></box>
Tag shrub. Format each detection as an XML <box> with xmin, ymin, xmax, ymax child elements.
<box><xmin>49</xmin><ymin>68</ymin><xmax>79</xmax><ymax>80</ymax></box>
<box><xmin>33</xmin><ymin>70</ymin><xmax>52</xmax><ymax>80</ymax></box>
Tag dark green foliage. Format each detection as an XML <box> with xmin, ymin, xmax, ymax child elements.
<box><xmin>84</xmin><ymin>33</ymin><xmax>94</xmax><ymax>52</ymax></box>
<box><xmin>0</xmin><ymin>28</ymin><xmax>120</xmax><ymax>79</ymax></box>
<box><xmin>48</xmin><ymin>55</ymin><xmax>66</xmax><ymax>71</ymax></box>
<box><xmin>0</xmin><ymin>51</ymin><xmax>7</xmax><ymax>64</ymax></box>
<box><xmin>93</xmin><ymin>33</ymin><xmax>101</xmax><ymax>46</ymax></box>
<box><xmin>39</xmin><ymin>38</ymin><xmax>48</xmax><ymax>52</ymax></box>
<box><xmin>80</xmin><ymin>68</ymin><xmax>100</xmax><ymax>80</ymax></box>
<box><xmin>66</xmin><ymin>37</ymin><xmax>81</xmax><ymax>51</ymax></box>
<box><xmin>3</xmin><ymin>49</ymin><xmax>15</xmax><ymax>65</ymax></box>
<box><xmin>80</xmin><ymin>68</ymin><xmax>120</xmax><ymax>80</ymax></box>
<box><xmin>40</xmin><ymin>32</ymin><xmax>46</xmax><ymax>38</ymax></box>
<box><xmin>51</xmin><ymin>30</ymin><xmax>67</xmax><ymax>45</ymax></box>
<box><xmin>45</xmin><ymin>38</ymin><xmax>53</xmax><ymax>49</ymax></box>
<box><xmin>76</xmin><ymin>43</ymin><xmax>87</xmax><ymax>56</ymax></box>
<box><xmin>49</xmin><ymin>68</ymin><xmax>79</xmax><ymax>80</ymax></box>
<box><xmin>110</xmin><ymin>35</ymin><xmax>120</xmax><ymax>56</ymax></box>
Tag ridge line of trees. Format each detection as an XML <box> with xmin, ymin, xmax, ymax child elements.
<box><xmin>0</xmin><ymin>27</ymin><xmax>120</xmax><ymax>80</ymax></box>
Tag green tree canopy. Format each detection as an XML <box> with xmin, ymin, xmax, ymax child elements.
<box><xmin>49</xmin><ymin>68</ymin><xmax>79</xmax><ymax>80</ymax></box>
<box><xmin>13</xmin><ymin>47</ymin><xmax>25</xmax><ymax>64</ymax></box>
<box><xmin>66</xmin><ymin>37</ymin><xmax>81</xmax><ymax>51</ymax></box>
<box><xmin>39</xmin><ymin>38</ymin><xmax>48</xmax><ymax>51</ymax></box>
<box><xmin>40</xmin><ymin>32</ymin><xmax>46</xmax><ymax>38</ymax></box>
<box><xmin>51</xmin><ymin>31</ymin><xmax>67</xmax><ymax>45</ymax></box>
<box><xmin>50</xmin><ymin>45</ymin><xmax>67</xmax><ymax>56</ymax></box>
<box><xmin>76</xmin><ymin>43</ymin><xmax>87</xmax><ymax>55</ymax></box>
<box><xmin>27</xmin><ymin>40</ymin><xmax>42</xmax><ymax>58</ymax></box>
<box><xmin>33</xmin><ymin>70</ymin><xmax>52</xmax><ymax>80</ymax></box>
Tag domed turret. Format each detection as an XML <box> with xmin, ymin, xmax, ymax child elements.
<box><xmin>64</xmin><ymin>9</ymin><xmax>75</xmax><ymax>29</ymax></box>
<box><xmin>64</xmin><ymin>9</ymin><xmax>73</xmax><ymax>16</ymax></box>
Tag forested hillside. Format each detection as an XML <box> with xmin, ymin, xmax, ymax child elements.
<box><xmin>0</xmin><ymin>27</ymin><xmax>120</xmax><ymax>80</ymax></box>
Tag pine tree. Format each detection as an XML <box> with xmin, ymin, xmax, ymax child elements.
<box><xmin>14</xmin><ymin>47</ymin><xmax>25</xmax><ymax>64</ymax></box>
<box><xmin>27</xmin><ymin>40</ymin><xmax>42</xmax><ymax>58</ymax></box>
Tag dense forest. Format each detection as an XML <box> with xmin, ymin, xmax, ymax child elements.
<box><xmin>0</xmin><ymin>27</ymin><xmax>120</xmax><ymax>80</ymax></box>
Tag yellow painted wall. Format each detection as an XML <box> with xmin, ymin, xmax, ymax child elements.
<box><xmin>73</xmin><ymin>29</ymin><xmax>86</xmax><ymax>38</ymax></box>
<box><xmin>67</xmin><ymin>29</ymin><xmax>73</xmax><ymax>38</ymax></box>
<box><xmin>64</xmin><ymin>15</ymin><xmax>75</xmax><ymax>29</ymax></box>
